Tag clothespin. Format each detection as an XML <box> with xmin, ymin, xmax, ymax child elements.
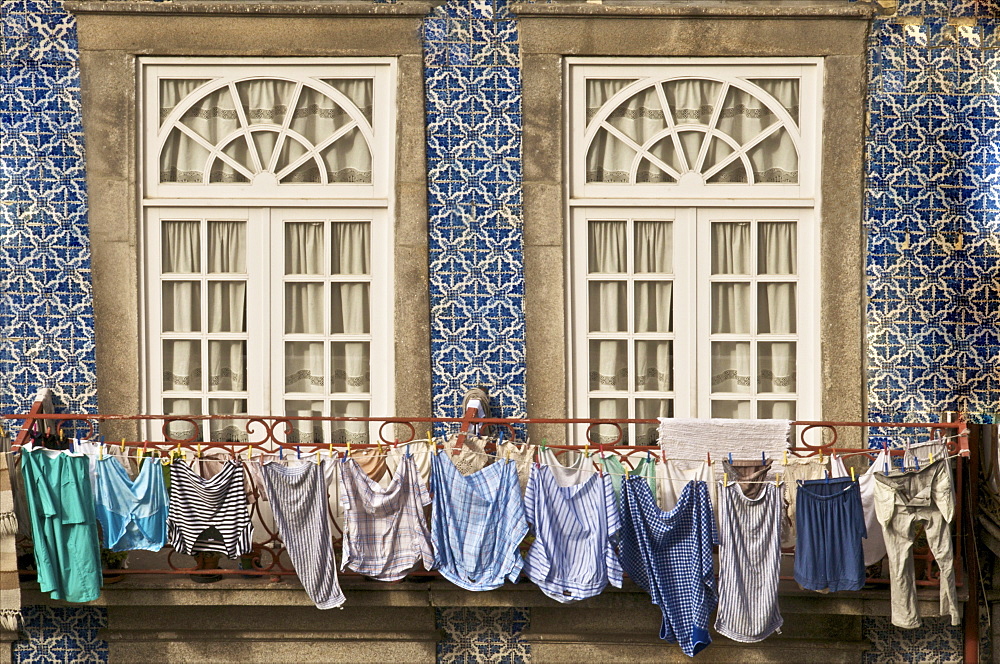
<box><xmin>136</xmin><ymin>448</ymin><xmax>143</xmax><ymax>463</ymax></box>
<box><xmin>99</xmin><ymin>443</ymin><xmax>104</xmax><ymax>460</ymax></box>
<box><xmin>930</xmin><ymin>451</ymin><xmax>935</xmax><ymax>464</ymax></box>
<box><xmin>584</xmin><ymin>443</ymin><xmax>591</xmax><ymax>457</ymax></box>
<box><xmin>427</xmin><ymin>430</ymin><xmax>433</xmax><ymax>449</ymax></box>
<box><xmin>774</xmin><ymin>472</ymin><xmax>782</xmax><ymax>487</ymax></box>
<box><xmin>246</xmin><ymin>445</ymin><xmax>253</xmax><ymax>461</ymax></box>
<box><xmin>347</xmin><ymin>441</ymin><xmax>352</xmax><ymax>457</ymax></box>
<box><xmin>377</xmin><ymin>439</ymin><xmax>383</xmax><ymax>455</ymax></box>
<box><xmin>728</xmin><ymin>452</ymin><xmax>733</xmax><ymax>464</ymax></box>
<box><xmin>120</xmin><ymin>438</ymin><xmax>126</xmax><ymax>454</ymax></box>
<box><xmin>783</xmin><ymin>450</ymin><xmax>788</xmax><ymax>465</ymax></box>
<box><xmin>819</xmin><ymin>450</ymin><xmax>824</xmax><ymax>464</ymax></box>
<box><xmin>825</xmin><ymin>469</ymin><xmax>830</xmax><ymax>483</ymax></box>
<box><xmin>707</xmin><ymin>451</ymin><xmax>712</xmax><ymax>466</ymax></box>
<box><xmin>914</xmin><ymin>457</ymin><xmax>920</xmax><ymax>471</ymax></box>
<box><xmin>175</xmin><ymin>442</ymin><xmax>181</xmax><ymax>460</ymax></box>
<box><xmin>762</xmin><ymin>451</ymin><xmax>766</xmax><ymax>465</ymax></box>
<box><xmin>279</xmin><ymin>447</ymin><xmax>284</xmax><ymax>460</ymax></box>
<box><xmin>329</xmin><ymin>442</ymin><xmax>334</xmax><ymax>459</ymax></box>
<box><xmin>296</xmin><ymin>446</ymin><xmax>301</xmax><ymax>460</ymax></box>
<box><xmin>315</xmin><ymin>450</ymin><xmax>321</xmax><ymax>464</ymax></box>
<box><xmin>406</xmin><ymin>443</ymin><xmax>411</xmax><ymax>458</ymax></box>
<box><xmin>723</xmin><ymin>472</ymin><xmax>728</xmax><ymax>487</ymax></box>
<box><xmin>850</xmin><ymin>467</ymin><xmax>856</xmax><ymax>482</ymax></box>
<box><xmin>196</xmin><ymin>443</ymin><xmax>202</xmax><ymax>458</ymax></box>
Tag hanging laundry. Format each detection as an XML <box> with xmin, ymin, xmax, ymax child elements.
<box><xmin>657</xmin><ymin>418</ymin><xmax>790</xmax><ymax>466</ymax></box>
<box><xmin>496</xmin><ymin>441</ymin><xmax>535</xmax><ymax>494</ymax></box>
<box><xmin>386</xmin><ymin>443</ymin><xmax>432</xmax><ymax>485</ymax></box>
<box><xmin>93</xmin><ymin>455</ymin><xmax>168</xmax><ymax>552</ymax></box>
<box><xmin>873</xmin><ymin>460</ymin><xmax>960</xmax><ymax>628</ymax></box>
<box><xmin>338</xmin><ymin>453</ymin><xmax>434</xmax><ymax>581</ymax></box>
<box><xmin>260</xmin><ymin>461</ymin><xmax>345</xmax><ymax>609</ymax></box>
<box><xmin>653</xmin><ymin>458</ymin><xmax>716</xmax><ymax>517</ymax></box>
<box><xmin>619</xmin><ymin>478</ymin><xmax>717</xmax><ymax>658</ymax></box>
<box><xmin>522</xmin><ymin>464</ymin><xmax>622</xmax><ymax>602</ymax></box>
<box><xmin>715</xmin><ymin>481</ymin><xmax>784</xmax><ymax>643</ymax></box>
<box><xmin>594</xmin><ymin>452</ymin><xmax>627</xmax><ymax>510</ymax></box>
<box><xmin>191</xmin><ymin>452</ymin><xmax>257</xmax><ymax>504</ymax></box>
<box><xmin>441</xmin><ymin>433</ymin><xmax>494</xmax><ymax>476</ymax></box>
<box><xmin>75</xmin><ymin>439</ymin><xmax>139</xmax><ymax>494</ymax></box>
<box><xmin>246</xmin><ymin>451</ymin><xmax>344</xmax><ymax>540</ymax></box>
<box><xmin>539</xmin><ymin>447</ymin><xmax>599</xmax><ymax>485</ymax></box>
<box><xmin>779</xmin><ymin>456</ymin><xmax>826</xmax><ymax>548</ymax></box>
<box><xmin>430</xmin><ymin>451</ymin><xmax>527</xmax><ymax>591</ymax></box>
<box><xmin>630</xmin><ymin>456</ymin><xmax>658</xmax><ymax>495</ymax></box>
<box><xmin>0</xmin><ymin>444</ymin><xmax>20</xmax><ymax>631</ymax></box>
<box><xmin>793</xmin><ymin>477</ymin><xmax>866</xmax><ymax>592</ymax></box>
<box><xmin>831</xmin><ymin>451</ymin><xmax>888</xmax><ymax>566</ymax></box>
<box><xmin>721</xmin><ymin>458</ymin><xmax>772</xmax><ymax>499</ymax></box>
<box><xmin>19</xmin><ymin>445</ymin><xmax>102</xmax><ymax>603</ymax></box>
<box><xmin>348</xmin><ymin>447</ymin><xmax>390</xmax><ymax>487</ymax></box>
<box><xmin>167</xmin><ymin>460</ymin><xmax>253</xmax><ymax>559</ymax></box>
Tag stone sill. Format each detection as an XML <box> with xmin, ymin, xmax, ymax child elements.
<box><xmin>20</xmin><ymin>576</ymin><xmax>965</xmax><ymax>617</ymax></box>
<box><xmin>64</xmin><ymin>0</ymin><xmax>441</xmax><ymax>17</ymax></box>
<box><xmin>511</xmin><ymin>0</ymin><xmax>884</xmax><ymax>18</ymax></box>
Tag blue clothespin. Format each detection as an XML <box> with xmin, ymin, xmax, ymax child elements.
<box><xmin>762</xmin><ymin>451</ymin><xmax>766</xmax><ymax>464</ymax></box>
<box><xmin>914</xmin><ymin>457</ymin><xmax>920</xmax><ymax>471</ymax></box>
<box><xmin>825</xmin><ymin>469</ymin><xmax>830</xmax><ymax>483</ymax></box>
<box><xmin>498</xmin><ymin>430</ymin><xmax>505</xmax><ymax>445</ymax></box>
<box><xmin>279</xmin><ymin>447</ymin><xmax>284</xmax><ymax>460</ymax></box>
<box><xmin>728</xmin><ymin>452</ymin><xmax>733</xmax><ymax>464</ymax></box>
<box><xmin>406</xmin><ymin>443</ymin><xmax>411</xmax><ymax>458</ymax></box>
<box><xmin>296</xmin><ymin>446</ymin><xmax>301</xmax><ymax>459</ymax></box>
<box><xmin>883</xmin><ymin>441</ymin><xmax>890</xmax><ymax>475</ymax></box>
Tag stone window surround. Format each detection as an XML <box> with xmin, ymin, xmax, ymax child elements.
<box><xmin>65</xmin><ymin>0</ymin><xmax>439</xmax><ymax>420</ymax></box>
<box><xmin>512</xmin><ymin>0</ymin><xmax>878</xmax><ymax>438</ymax></box>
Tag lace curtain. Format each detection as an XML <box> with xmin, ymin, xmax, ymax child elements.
<box><xmin>159</xmin><ymin>79</ymin><xmax>373</xmax><ymax>184</ymax></box>
<box><xmin>586</xmin><ymin>78</ymin><xmax>799</xmax><ymax>184</ymax></box>
<box><xmin>284</xmin><ymin>222</ymin><xmax>371</xmax><ymax>444</ymax></box>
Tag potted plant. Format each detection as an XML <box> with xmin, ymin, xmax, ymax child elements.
<box><xmin>101</xmin><ymin>549</ymin><xmax>129</xmax><ymax>584</ymax></box>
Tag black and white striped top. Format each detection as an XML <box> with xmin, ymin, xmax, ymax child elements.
<box><xmin>167</xmin><ymin>460</ymin><xmax>253</xmax><ymax>559</ymax></box>
<box><xmin>714</xmin><ymin>481</ymin><xmax>784</xmax><ymax>643</ymax></box>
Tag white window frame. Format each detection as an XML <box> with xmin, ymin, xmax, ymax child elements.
<box><xmin>567</xmin><ymin>58</ymin><xmax>822</xmax><ymax>438</ymax></box>
<box><xmin>139</xmin><ymin>59</ymin><xmax>396</xmax><ymax>439</ymax></box>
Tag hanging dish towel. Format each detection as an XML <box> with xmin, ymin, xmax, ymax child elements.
<box><xmin>657</xmin><ymin>418</ymin><xmax>791</xmax><ymax>469</ymax></box>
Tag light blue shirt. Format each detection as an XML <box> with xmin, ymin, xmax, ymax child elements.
<box><xmin>93</xmin><ymin>456</ymin><xmax>168</xmax><ymax>552</ymax></box>
<box><xmin>430</xmin><ymin>451</ymin><xmax>528</xmax><ymax>591</ymax></box>
<box><xmin>523</xmin><ymin>465</ymin><xmax>622</xmax><ymax>602</ymax></box>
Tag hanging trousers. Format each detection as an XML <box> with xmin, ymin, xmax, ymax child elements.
<box><xmin>873</xmin><ymin>460</ymin><xmax>960</xmax><ymax>629</ymax></box>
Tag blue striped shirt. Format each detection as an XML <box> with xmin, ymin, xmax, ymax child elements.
<box><xmin>619</xmin><ymin>477</ymin><xmax>718</xmax><ymax>657</ymax></box>
<box><xmin>430</xmin><ymin>451</ymin><xmax>528</xmax><ymax>591</ymax></box>
<box><xmin>523</xmin><ymin>465</ymin><xmax>622</xmax><ymax>602</ymax></box>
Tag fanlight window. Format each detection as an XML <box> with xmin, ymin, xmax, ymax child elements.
<box><xmin>585</xmin><ymin>77</ymin><xmax>800</xmax><ymax>186</ymax></box>
<box><xmin>157</xmin><ymin>77</ymin><xmax>374</xmax><ymax>186</ymax></box>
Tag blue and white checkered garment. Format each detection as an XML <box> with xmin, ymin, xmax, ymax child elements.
<box><xmin>430</xmin><ymin>450</ymin><xmax>528</xmax><ymax>591</ymax></box>
<box><xmin>522</xmin><ymin>465</ymin><xmax>623</xmax><ymax>602</ymax></box>
<box><xmin>619</xmin><ymin>476</ymin><xmax>718</xmax><ymax>657</ymax></box>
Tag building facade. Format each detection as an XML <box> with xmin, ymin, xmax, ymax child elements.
<box><xmin>1</xmin><ymin>0</ymin><xmax>997</xmax><ymax>661</ymax></box>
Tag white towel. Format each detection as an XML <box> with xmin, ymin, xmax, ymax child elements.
<box><xmin>657</xmin><ymin>418</ymin><xmax>792</xmax><ymax>464</ymax></box>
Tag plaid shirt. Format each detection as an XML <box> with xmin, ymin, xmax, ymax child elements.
<box><xmin>619</xmin><ymin>477</ymin><xmax>718</xmax><ymax>657</ymax></box>
<box><xmin>338</xmin><ymin>454</ymin><xmax>433</xmax><ymax>581</ymax></box>
<box><xmin>430</xmin><ymin>451</ymin><xmax>528</xmax><ymax>591</ymax></box>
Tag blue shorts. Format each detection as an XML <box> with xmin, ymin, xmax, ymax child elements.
<box><xmin>793</xmin><ymin>477</ymin><xmax>867</xmax><ymax>592</ymax></box>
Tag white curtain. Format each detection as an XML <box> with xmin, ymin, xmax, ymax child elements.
<box><xmin>159</xmin><ymin>78</ymin><xmax>373</xmax><ymax>185</ymax></box>
<box><xmin>283</xmin><ymin>222</ymin><xmax>370</xmax><ymax>444</ymax></box>
<box><xmin>710</xmin><ymin>221</ymin><xmax>796</xmax><ymax>418</ymax></box>
<box><xmin>585</xmin><ymin>77</ymin><xmax>799</xmax><ymax>184</ymax></box>
<box><xmin>589</xmin><ymin>221</ymin><xmax>673</xmax><ymax>438</ymax></box>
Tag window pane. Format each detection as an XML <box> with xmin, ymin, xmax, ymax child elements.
<box><xmin>590</xmin><ymin>340</ymin><xmax>628</xmax><ymax>391</ymax></box>
<box><xmin>162</xmin><ymin>282</ymin><xmax>201</xmax><ymax>332</ymax></box>
<box><xmin>661</xmin><ymin>79</ymin><xmax>722</xmax><ymax>127</ymax></box>
<box><xmin>747</xmin><ymin>78</ymin><xmax>799</xmax><ymax>126</ymax></box>
<box><xmin>758</xmin><ymin>222</ymin><xmax>796</xmax><ymax>274</ymax></box>
<box><xmin>758</xmin><ymin>401</ymin><xmax>795</xmax><ymax>419</ymax></box>
<box><xmin>208</xmin><ymin>282</ymin><xmax>246</xmax><ymax>333</ymax></box>
<box><xmin>321</xmin><ymin>127</ymin><xmax>372</xmax><ymax>183</ymax></box>
<box><xmin>322</xmin><ymin>79</ymin><xmax>374</xmax><ymax>124</ymax></box>
<box><xmin>712</xmin><ymin>283</ymin><xmax>750</xmax><ymax>334</ymax></box>
<box><xmin>331</xmin><ymin>222</ymin><xmax>370</xmax><ymax>275</ymax></box>
<box><xmin>331</xmin><ymin>283</ymin><xmax>370</xmax><ymax>334</ymax></box>
<box><xmin>208</xmin><ymin>340</ymin><xmax>246</xmax><ymax>392</ymax></box>
<box><xmin>285</xmin><ymin>342</ymin><xmax>325</xmax><ymax>394</ymax></box>
<box><xmin>331</xmin><ymin>401</ymin><xmax>370</xmax><ymax>444</ymax></box>
<box><xmin>589</xmin><ymin>282</ymin><xmax>626</xmax><ymax>332</ymax></box>
<box><xmin>711</xmin><ymin>341</ymin><xmax>750</xmax><ymax>394</ymax></box>
<box><xmin>180</xmin><ymin>86</ymin><xmax>239</xmax><ymax>143</ymax></box>
<box><xmin>636</xmin><ymin>399</ymin><xmax>673</xmax><ymax>444</ymax></box>
<box><xmin>285</xmin><ymin>283</ymin><xmax>324</xmax><ymax>333</ymax></box>
<box><xmin>758</xmin><ymin>283</ymin><xmax>796</xmax><ymax>334</ymax></box>
<box><xmin>208</xmin><ymin>221</ymin><xmax>246</xmax><ymax>273</ymax></box>
<box><xmin>163</xmin><ymin>398</ymin><xmax>202</xmax><ymax>441</ymax></box>
<box><xmin>208</xmin><ymin>399</ymin><xmax>248</xmax><ymax>443</ymax></box>
<box><xmin>589</xmin><ymin>221</ymin><xmax>627</xmax><ymax>273</ymax></box>
<box><xmin>235</xmin><ymin>79</ymin><xmax>295</xmax><ymax>127</ymax></box>
<box><xmin>285</xmin><ymin>400</ymin><xmax>324</xmax><ymax>444</ymax></box>
<box><xmin>290</xmin><ymin>86</ymin><xmax>351</xmax><ymax>143</ymax></box>
<box><xmin>635</xmin><ymin>281</ymin><xmax>672</xmax><ymax>333</ymax></box>
<box><xmin>332</xmin><ymin>342</ymin><xmax>370</xmax><ymax>393</ymax></box>
<box><xmin>162</xmin><ymin>221</ymin><xmax>201</xmax><ymax>273</ymax></box>
<box><xmin>587</xmin><ymin>128</ymin><xmax>636</xmax><ymax>184</ymax></box>
<box><xmin>285</xmin><ymin>222</ymin><xmax>324</xmax><ymax>275</ymax></box>
<box><xmin>712</xmin><ymin>400</ymin><xmax>751</xmax><ymax>418</ymax></box>
<box><xmin>160</xmin><ymin>129</ymin><xmax>208</xmax><ymax>183</ymax></box>
<box><xmin>635</xmin><ymin>340</ymin><xmax>672</xmax><ymax>391</ymax></box>
<box><xmin>634</xmin><ymin>221</ymin><xmax>673</xmax><ymax>273</ymax></box>
<box><xmin>711</xmin><ymin>222</ymin><xmax>750</xmax><ymax>275</ymax></box>
<box><xmin>748</xmin><ymin>130</ymin><xmax>798</xmax><ymax>183</ymax></box>
<box><xmin>163</xmin><ymin>340</ymin><xmax>202</xmax><ymax>392</ymax></box>
<box><xmin>159</xmin><ymin>79</ymin><xmax>212</xmax><ymax>127</ymax></box>
<box><xmin>759</xmin><ymin>342</ymin><xmax>796</xmax><ymax>394</ymax></box>
<box><xmin>589</xmin><ymin>398</ymin><xmax>628</xmax><ymax>444</ymax></box>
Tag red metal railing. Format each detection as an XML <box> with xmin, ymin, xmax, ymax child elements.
<box><xmin>1</xmin><ymin>404</ymin><xmax>979</xmax><ymax>661</ymax></box>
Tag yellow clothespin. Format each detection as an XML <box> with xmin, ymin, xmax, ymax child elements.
<box><xmin>775</xmin><ymin>472</ymin><xmax>782</xmax><ymax>487</ymax></box>
<box><xmin>377</xmin><ymin>439</ymin><xmax>383</xmax><ymax>455</ymax></box>
<box><xmin>347</xmin><ymin>441</ymin><xmax>352</xmax><ymax>457</ymax></box>
<box><xmin>819</xmin><ymin>450</ymin><xmax>824</xmax><ymax>464</ymax></box>
<box><xmin>930</xmin><ymin>451</ymin><xmax>935</xmax><ymax>464</ymax></box>
<box><xmin>584</xmin><ymin>443</ymin><xmax>591</xmax><ymax>457</ymax></box>
<box><xmin>850</xmin><ymin>467</ymin><xmax>856</xmax><ymax>482</ymax></box>
<box><xmin>175</xmin><ymin>442</ymin><xmax>181</xmax><ymax>460</ymax></box>
<box><xmin>246</xmin><ymin>445</ymin><xmax>252</xmax><ymax>461</ymax></box>
<box><xmin>328</xmin><ymin>442</ymin><xmax>334</xmax><ymax>459</ymax></box>
<box><xmin>99</xmin><ymin>444</ymin><xmax>104</xmax><ymax>461</ymax></box>
<box><xmin>723</xmin><ymin>472</ymin><xmax>728</xmax><ymax>487</ymax></box>
<box><xmin>136</xmin><ymin>448</ymin><xmax>143</xmax><ymax>463</ymax></box>
<box><xmin>427</xmin><ymin>430</ymin><xmax>434</xmax><ymax>449</ymax></box>
<box><xmin>197</xmin><ymin>443</ymin><xmax>202</xmax><ymax>458</ymax></box>
<box><xmin>120</xmin><ymin>438</ymin><xmax>126</xmax><ymax>454</ymax></box>
<box><xmin>783</xmin><ymin>450</ymin><xmax>788</xmax><ymax>466</ymax></box>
